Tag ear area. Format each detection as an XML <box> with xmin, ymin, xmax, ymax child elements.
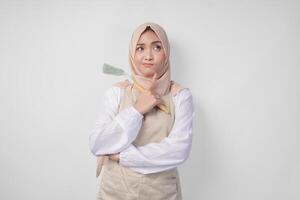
<box><xmin>170</xmin><ymin>80</ymin><xmax>187</xmax><ymax>96</ymax></box>
<box><xmin>112</xmin><ymin>79</ymin><xmax>131</xmax><ymax>89</ymax></box>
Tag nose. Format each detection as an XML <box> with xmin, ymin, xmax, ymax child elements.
<box><xmin>145</xmin><ymin>49</ymin><xmax>153</xmax><ymax>61</ymax></box>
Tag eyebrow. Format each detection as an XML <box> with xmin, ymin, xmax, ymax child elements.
<box><xmin>136</xmin><ymin>41</ymin><xmax>162</xmax><ymax>46</ymax></box>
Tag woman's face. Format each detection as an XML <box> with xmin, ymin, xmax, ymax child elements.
<box><xmin>133</xmin><ymin>30</ymin><xmax>166</xmax><ymax>78</ymax></box>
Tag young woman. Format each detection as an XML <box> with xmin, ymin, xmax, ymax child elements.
<box><xmin>89</xmin><ymin>22</ymin><xmax>194</xmax><ymax>200</ymax></box>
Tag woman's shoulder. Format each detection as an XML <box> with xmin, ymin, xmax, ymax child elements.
<box><xmin>103</xmin><ymin>80</ymin><xmax>129</xmax><ymax>105</ymax></box>
<box><xmin>103</xmin><ymin>79</ymin><xmax>129</xmax><ymax>100</ymax></box>
<box><xmin>170</xmin><ymin>80</ymin><xmax>191</xmax><ymax>97</ymax></box>
<box><xmin>103</xmin><ymin>79</ymin><xmax>130</xmax><ymax>101</ymax></box>
<box><xmin>112</xmin><ymin>79</ymin><xmax>131</xmax><ymax>89</ymax></box>
<box><xmin>170</xmin><ymin>81</ymin><xmax>193</xmax><ymax>112</ymax></box>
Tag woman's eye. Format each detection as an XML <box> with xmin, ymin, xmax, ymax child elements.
<box><xmin>136</xmin><ymin>47</ymin><xmax>143</xmax><ymax>51</ymax></box>
<box><xmin>154</xmin><ymin>45</ymin><xmax>161</xmax><ymax>51</ymax></box>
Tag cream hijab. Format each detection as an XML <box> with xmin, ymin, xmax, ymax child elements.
<box><xmin>128</xmin><ymin>22</ymin><xmax>171</xmax><ymax>96</ymax></box>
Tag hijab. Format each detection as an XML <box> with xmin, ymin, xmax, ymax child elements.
<box><xmin>128</xmin><ymin>22</ymin><xmax>171</xmax><ymax>96</ymax></box>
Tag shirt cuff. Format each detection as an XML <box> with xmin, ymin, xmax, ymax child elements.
<box><xmin>131</xmin><ymin>106</ymin><xmax>144</xmax><ymax>118</ymax></box>
<box><xmin>119</xmin><ymin>144</ymin><xmax>136</xmax><ymax>166</ymax></box>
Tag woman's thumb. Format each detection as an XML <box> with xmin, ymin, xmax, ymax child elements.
<box><xmin>152</xmin><ymin>73</ymin><xmax>157</xmax><ymax>81</ymax></box>
<box><xmin>150</xmin><ymin>73</ymin><xmax>157</xmax><ymax>90</ymax></box>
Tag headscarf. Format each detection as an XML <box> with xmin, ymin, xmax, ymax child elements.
<box><xmin>128</xmin><ymin>22</ymin><xmax>171</xmax><ymax>96</ymax></box>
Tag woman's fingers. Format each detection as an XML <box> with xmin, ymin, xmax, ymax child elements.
<box><xmin>152</xmin><ymin>72</ymin><xmax>157</xmax><ymax>82</ymax></box>
<box><xmin>108</xmin><ymin>153</ymin><xmax>120</xmax><ymax>162</ymax></box>
<box><xmin>149</xmin><ymin>73</ymin><xmax>157</xmax><ymax>91</ymax></box>
<box><xmin>133</xmin><ymin>73</ymin><xmax>162</xmax><ymax>115</ymax></box>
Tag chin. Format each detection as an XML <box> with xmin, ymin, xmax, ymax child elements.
<box><xmin>142</xmin><ymin>73</ymin><xmax>154</xmax><ymax>78</ymax></box>
<box><xmin>141</xmin><ymin>70</ymin><xmax>155</xmax><ymax>78</ymax></box>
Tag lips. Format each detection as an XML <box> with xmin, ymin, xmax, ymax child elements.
<box><xmin>143</xmin><ymin>63</ymin><xmax>154</xmax><ymax>67</ymax></box>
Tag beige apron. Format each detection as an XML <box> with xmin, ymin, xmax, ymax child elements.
<box><xmin>97</xmin><ymin>80</ymin><xmax>183</xmax><ymax>200</ymax></box>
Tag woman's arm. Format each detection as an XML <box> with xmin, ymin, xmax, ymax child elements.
<box><xmin>119</xmin><ymin>88</ymin><xmax>194</xmax><ymax>174</ymax></box>
<box><xmin>89</xmin><ymin>87</ymin><xmax>144</xmax><ymax>156</ymax></box>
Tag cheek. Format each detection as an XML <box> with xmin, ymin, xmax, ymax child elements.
<box><xmin>155</xmin><ymin>52</ymin><xmax>166</xmax><ymax>64</ymax></box>
<box><xmin>133</xmin><ymin>54</ymin><xmax>143</xmax><ymax>64</ymax></box>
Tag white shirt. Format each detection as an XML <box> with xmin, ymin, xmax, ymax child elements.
<box><xmin>89</xmin><ymin>85</ymin><xmax>195</xmax><ymax>174</ymax></box>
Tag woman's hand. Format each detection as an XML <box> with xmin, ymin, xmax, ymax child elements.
<box><xmin>133</xmin><ymin>73</ymin><xmax>161</xmax><ymax>115</ymax></box>
<box><xmin>108</xmin><ymin>153</ymin><xmax>120</xmax><ymax>163</ymax></box>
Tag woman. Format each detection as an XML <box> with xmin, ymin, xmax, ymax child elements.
<box><xmin>89</xmin><ymin>22</ymin><xmax>194</xmax><ymax>200</ymax></box>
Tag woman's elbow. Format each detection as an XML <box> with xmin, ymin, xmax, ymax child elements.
<box><xmin>178</xmin><ymin>143</ymin><xmax>192</xmax><ymax>165</ymax></box>
<box><xmin>89</xmin><ymin>138</ymin><xmax>98</xmax><ymax>156</ymax></box>
<box><xmin>88</xmin><ymin>130</ymin><xmax>102</xmax><ymax>156</ymax></box>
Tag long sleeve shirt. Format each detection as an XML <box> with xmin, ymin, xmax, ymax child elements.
<box><xmin>89</xmin><ymin>85</ymin><xmax>195</xmax><ymax>174</ymax></box>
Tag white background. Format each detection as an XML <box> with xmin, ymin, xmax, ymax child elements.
<box><xmin>0</xmin><ymin>0</ymin><xmax>299</xmax><ymax>199</ymax></box>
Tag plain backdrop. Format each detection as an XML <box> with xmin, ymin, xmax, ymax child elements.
<box><xmin>0</xmin><ymin>0</ymin><xmax>299</xmax><ymax>199</ymax></box>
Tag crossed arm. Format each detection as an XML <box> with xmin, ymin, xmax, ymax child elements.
<box><xmin>89</xmin><ymin>86</ymin><xmax>194</xmax><ymax>174</ymax></box>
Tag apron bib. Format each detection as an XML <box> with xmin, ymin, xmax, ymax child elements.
<box><xmin>98</xmin><ymin>81</ymin><xmax>183</xmax><ymax>200</ymax></box>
